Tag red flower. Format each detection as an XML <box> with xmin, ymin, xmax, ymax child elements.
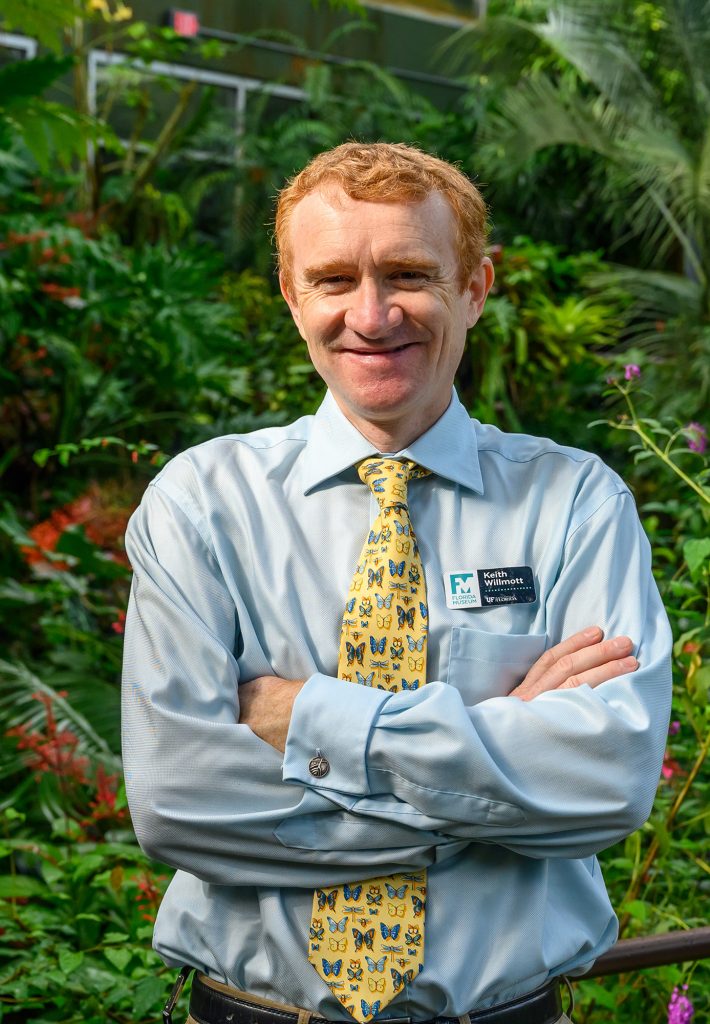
<box><xmin>39</xmin><ymin>282</ymin><xmax>81</xmax><ymax>301</ymax></box>
<box><xmin>661</xmin><ymin>748</ymin><xmax>685</xmax><ymax>782</ymax></box>
<box><xmin>111</xmin><ymin>610</ymin><xmax>127</xmax><ymax>634</ymax></box>
<box><xmin>7</xmin><ymin>691</ymin><xmax>88</xmax><ymax>785</ymax></box>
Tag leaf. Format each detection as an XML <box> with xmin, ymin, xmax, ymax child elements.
<box><xmin>133</xmin><ymin>974</ymin><xmax>167</xmax><ymax>1018</ymax></box>
<box><xmin>58</xmin><ymin>949</ymin><xmax>84</xmax><ymax>975</ymax></box>
<box><xmin>104</xmin><ymin>947</ymin><xmax>133</xmax><ymax>973</ymax></box>
<box><xmin>104</xmin><ymin>931</ymin><xmax>130</xmax><ymax>944</ymax></box>
<box><xmin>623</xmin><ymin>898</ymin><xmax>648</xmax><ymax>922</ymax></box>
<box><xmin>0</xmin><ymin>874</ymin><xmax>47</xmax><ymax>899</ymax></box>
<box><xmin>684</xmin><ymin>538</ymin><xmax>710</xmax><ymax>580</ymax></box>
<box><xmin>0</xmin><ymin>56</ymin><xmax>73</xmax><ymax>108</ymax></box>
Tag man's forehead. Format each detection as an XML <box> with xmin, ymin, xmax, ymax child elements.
<box><xmin>288</xmin><ymin>187</ymin><xmax>458</xmax><ymax>267</ymax></box>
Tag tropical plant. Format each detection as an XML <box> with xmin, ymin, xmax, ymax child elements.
<box><xmin>447</xmin><ymin>0</ymin><xmax>710</xmax><ymax>420</ymax></box>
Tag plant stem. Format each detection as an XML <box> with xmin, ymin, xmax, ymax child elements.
<box><xmin>619</xmin><ymin>387</ymin><xmax>710</xmax><ymax>507</ymax></box>
<box><xmin>618</xmin><ymin>727</ymin><xmax>710</xmax><ymax>936</ymax></box>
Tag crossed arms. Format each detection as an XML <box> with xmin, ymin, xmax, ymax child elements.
<box><xmin>121</xmin><ymin>478</ymin><xmax>671</xmax><ymax>888</ymax></box>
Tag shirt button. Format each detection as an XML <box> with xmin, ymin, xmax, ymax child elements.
<box><xmin>308</xmin><ymin>754</ymin><xmax>330</xmax><ymax>778</ymax></box>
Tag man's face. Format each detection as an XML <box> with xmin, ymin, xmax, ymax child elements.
<box><xmin>280</xmin><ymin>187</ymin><xmax>493</xmax><ymax>447</ymax></box>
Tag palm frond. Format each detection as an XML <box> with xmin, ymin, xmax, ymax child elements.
<box><xmin>0</xmin><ymin>660</ymin><xmax>120</xmax><ymax>782</ymax></box>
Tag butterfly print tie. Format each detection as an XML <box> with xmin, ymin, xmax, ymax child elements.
<box><xmin>308</xmin><ymin>458</ymin><xmax>430</xmax><ymax>1022</ymax></box>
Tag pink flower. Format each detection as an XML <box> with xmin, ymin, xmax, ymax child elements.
<box><xmin>685</xmin><ymin>422</ymin><xmax>707</xmax><ymax>454</ymax></box>
<box><xmin>624</xmin><ymin>364</ymin><xmax>641</xmax><ymax>381</ymax></box>
<box><xmin>661</xmin><ymin>748</ymin><xmax>684</xmax><ymax>781</ymax></box>
<box><xmin>668</xmin><ymin>984</ymin><xmax>694</xmax><ymax>1024</ymax></box>
<box><xmin>668</xmin><ymin>720</ymin><xmax>680</xmax><ymax>736</ymax></box>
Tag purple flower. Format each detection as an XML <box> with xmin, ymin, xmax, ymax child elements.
<box><xmin>685</xmin><ymin>422</ymin><xmax>707</xmax><ymax>455</ymax></box>
<box><xmin>668</xmin><ymin>985</ymin><xmax>694</xmax><ymax>1024</ymax></box>
<box><xmin>669</xmin><ymin>720</ymin><xmax>680</xmax><ymax>736</ymax></box>
<box><xmin>624</xmin><ymin>363</ymin><xmax>641</xmax><ymax>380</ymax></box>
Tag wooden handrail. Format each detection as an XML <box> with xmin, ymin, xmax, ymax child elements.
<box><xmin>583</xmin><ymin>926</ymin><xmax>710</xmax><ymax>977</ymax></box>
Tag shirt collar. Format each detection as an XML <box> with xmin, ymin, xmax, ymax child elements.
<box><xmin>301</xmin><ymin>389</ymin><xmax>484</xmax><ymax>495</ymax></box>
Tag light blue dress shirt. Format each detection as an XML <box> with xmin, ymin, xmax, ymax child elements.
<box><xmin>122</xmin><ymin>389</ymin><xmax>671</xmax><ymax>1019</ymax></box>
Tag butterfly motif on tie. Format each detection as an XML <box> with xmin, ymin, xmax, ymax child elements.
<box><xmin>389</xmin><ymin>559</ymin><xmax>405</xmax><ymax>577</ymax></box>
<box><xmin>356</xmin><ymin>671</ymin><xmax>374</xmax><ymax>686</ymax></box>
<box><xmin>322</xmin><ymin>958</ymin><xmax>343</xmax><ymax>977</ymax></box>
<box><xmin>375</xmin><ymin>593</ymin><xmax>393</xmax><ymax>609</ymax></box>
<box><xmin>328</xmin><ymin>917</ymin><xmax>347</xmax><ymax>933</ymax></box>
<box><xmin>390</xmin><ymin>639</ymin><xmax>404</xmax><ymax>660</ymax></box>
<box><xmin>365</xmin><ymin>956</ymin><xmax>386</xmax><ymax>973</ymax></box>
<box><xmin>368</xmin><ymin>530</ymin><xmax>381</xmax><ymax>545</ymax></box>
<box><xmin>368</xmin><ymin>567</ymin><xmax>384</xmax><ymax>588</ymax></box>
<box><xmin>359</xmin><ymin>598</ymin><xmax>372</xmax><ymax>617</ymax></box>
<box><xmin>391</xmin><ymin>968</ymin><xmax>415</xmax><ymax>992</ymax></box>
<box><xmin>371</xmin><ymin>477</ymin><xmax>386</xmax><ymax>493</ymax></box>
<box><xmin>380</xmin><ymin>923</ymin><xmax>400</xmax><ymax>940</ymax></box>
<box><xmin>346</xmin><ymin>598</ymin><xmax>356</xmax><ymax>613</ymax></box>
<box><xmin>405</xmin><ymin>926</ymin><xmax>421</xmax><ymax>945</ymax></box>
<box><xmin>407</xmin><ymin>635</ymin><xmax>425</xmax><ymax>652</ymax></box>
<box><xmin>352</xmin><ymin>927</ymin><xmax>375</xmax><ymax>950</ymax></box>
<box><xmin>366</xmin><ymin>888</ymin><xmax>382</xmax><ymax>906</ymax></box>
<box><xmin>348</xmin><ymin>962</ymin><xmax>363</xmax><ymax>982</ymax></box>
<box><xmin>376</xmin><ymin>614</ymin><xmax>392</xmax><ymax>629</ymax></box>
<box><xmin>419</xmin><ymin>602</ymin><xmax>428</xmax><ymax>619</ymax></box>
<box><xmin>388</xmin><ymin>903</ymin><xmax>406</xmax><ymax>918</ymax></box>
<box><xmin>401</xmin><ymin>679</ymin><xmax>420</xmax><ymax>690</ymax></box>
<box><xmin>408</xmin><ymin>565</ymin><xmax>421</xmax><ymax>585</ymax></box>
<box><xmin>346</xmin><ymin>642</ymin><xmax>365</xmax><ymax>666</ymax></box>
<box><xmin>316</xmin><ymin>890</ymin><xmax>337</xmax><ymax>911</ymax></box>
<box><xmin>369</xmin><ymin>635</ymin><xmax>386</xmax><ymax>655</ymax></box>
<box><xmin>330</xmin><ymin>937</ymin><xmax>347</xmax><ymax>951</ymax></box>
<box><xmin>385</xmin><ymin>883</ymin><xmax>408</xmax><ymax>900</ymax></box>
<box><xmin>396</xmin><ymin>540</ymin><xmax>411</xmax><ymax>554</ymax></box>
<box><xmin>310</xmin><ymin>920</ymin><xmax>324</xmax><ymax>941</ymax></box>
<box><xmin>397</xmin><ymin>605</ymin><xmax>415</xmax><ymax>628</ymax></box>
<box><xmin>408</xmin><ymin>656</ymin><xmax>424</xmax><ymax>671</ymax></box>
<box><xmin>368</xmin><ymin>978</ymin><xmax>386</xmax><ymax>993</ymax></box>
<box><xmin>344</xmin><ymin>884</ymin><xmax>362</xmax><ymax>901</ymax></box>
<box><xmin>395</xmin><ymin>521</ymin><xmax>410</xmax><ymax>536</ymax></box>
<box><xmin>360</xmin><ymin>1000</ymin><xmax>381</xmax><ymax>1019</ymax></box>
<box><xmin>411</xmin><ymin>895</ymin><xmax>426</xmax><ymax>916</ymax></box>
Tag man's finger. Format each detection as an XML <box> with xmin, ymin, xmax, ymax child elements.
<box><xmin>521</xmin><ymin>626</ymin><xmax>604</xmax><ymax>688</ymax></box>
<box><xmin>556</xmin><ymin>656</ymin><xmax>639</xmax><ymax>692</ymax></box>
<box><xmin>513</xmin><ymin>634</ymin><xmax>637</xmax><ymax>700</ymax></box>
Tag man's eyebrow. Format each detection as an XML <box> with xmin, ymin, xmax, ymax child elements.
<box><xmin>302</xmin><ymin>261</ymin><xmax>354</xmax><ymax>283</ymax></box>
<box><xmin>302</xmin><ymin>255</ymin><xmax>443</xmax><ymax>282</ymax></box>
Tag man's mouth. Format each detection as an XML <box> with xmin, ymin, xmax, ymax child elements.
<box><xmin>344</xmin><ymin>342</ymin><xmax>417</xmax><ymax>355</ymax></box>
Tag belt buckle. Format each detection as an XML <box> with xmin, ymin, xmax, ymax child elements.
<box><xmin>163</xmin><ymin>965</ymin><xmax>193</xmax><ymax>1024</ymax></box>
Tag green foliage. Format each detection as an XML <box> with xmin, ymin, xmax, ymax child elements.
<box><xmin>0</xmin><ymin>1</ymin><xmax>708</xmax><ymax>1020</ymax></box>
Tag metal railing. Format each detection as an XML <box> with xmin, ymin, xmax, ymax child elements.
<box><xmin>584</xmin><ymin>926</ymin><xmax>710</xmax><ymax>978</ymax></box>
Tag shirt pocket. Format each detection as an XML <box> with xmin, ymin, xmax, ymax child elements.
<box><xmin>447</xmin><ymin>626</ymin><xmax>547</xmax><ymax>703</ymax></box>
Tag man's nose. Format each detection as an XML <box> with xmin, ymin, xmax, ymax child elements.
<box><xmin>344</xmin><ymin>282</ymin><xmax>403</xmax><ymax>338</ymax></box>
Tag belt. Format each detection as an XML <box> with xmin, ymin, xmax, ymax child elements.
<box><xmin>182</xmin><ymin>972</ymin><xmax>563</xmax><ymax>1024</ymax></box>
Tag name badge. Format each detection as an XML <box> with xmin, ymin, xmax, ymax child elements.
<box><xmin>444</xmin><ymin>567</ymin><xmax>536</xmax><ymax>609</ymax></box>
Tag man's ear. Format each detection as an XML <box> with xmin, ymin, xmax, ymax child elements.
<box><xmin>465</xmin><ymin>257</ymin><xmax>495</xmax><ymax>330</ymax></box>
<box><xmin>279</xmin><ymin>272</ymin><xmax>306</xmax><ymax>339</ymax></box>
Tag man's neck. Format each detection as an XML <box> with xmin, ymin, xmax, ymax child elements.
<box><xmin>331</xmin><ymin>394</ymin><xmax>452</xmax><ymax>454</ymax></box>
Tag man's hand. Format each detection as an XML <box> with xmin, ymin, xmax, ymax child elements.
<box><xmin>238</xmin><ymin>675</ymin><xmax>306</xmax><ymax>752</ymax></box>
<box><xmin>510</xmin><ymin>626</ymin><xmax>638</xmax><ymax>701</ymax></box>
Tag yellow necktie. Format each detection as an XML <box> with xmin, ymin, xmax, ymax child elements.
<box><xmin>308</xmin><ymin>457</ymin><xmax>430</xmax><ymax>1022</ymax></box>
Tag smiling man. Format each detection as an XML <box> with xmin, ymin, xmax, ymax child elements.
<box><xmin>122</xmin><ymin>143</ymin><xmax>671</xmax><ymax>1024</ymax></box>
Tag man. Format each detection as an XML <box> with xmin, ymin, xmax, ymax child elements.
<box><xmin>122</xmin><ymin>142</ymin><xmax>671</xmax><ymax>1024</ymax></box>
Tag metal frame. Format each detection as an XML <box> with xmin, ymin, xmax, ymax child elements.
<box><xmin>0</xmin><ymin>32</ymin><xmax>38</xmax><ymax>60</ymax></box>
<box><xmin>87</xmin><ymin>47</ymin><xmax>304</xmax><ymax>148</ymax></box>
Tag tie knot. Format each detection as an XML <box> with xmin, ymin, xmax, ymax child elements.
<box><xmin>358</xmin><ymin>457</ymin><xmax>429</xmax><ymax>509</ymax></box>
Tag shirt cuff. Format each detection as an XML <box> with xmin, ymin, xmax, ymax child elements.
<box><xmin>282</xmin><ymin>673</ymin><xmax>392</xmax><ymax>798</ymax></box>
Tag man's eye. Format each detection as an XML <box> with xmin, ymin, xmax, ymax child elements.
<box><xmin>320</xmin><ymin>276</ymin><xmax>350</xmax><ymax>288</ymax></box>
<box><xmin>394</xmin><ymin>271</ymin><xmax>428</xmax><ymax>283</ymax></box>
